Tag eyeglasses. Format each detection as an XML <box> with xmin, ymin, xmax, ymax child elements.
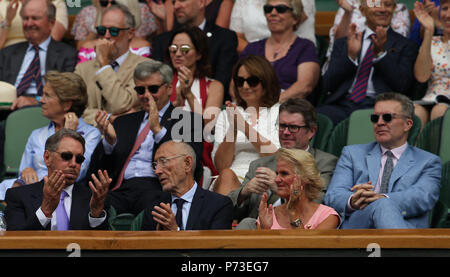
<box><xmin>151</xmin><ymin>154</ymin><xmax>186</xmax><ymax>171</ymax></box>
<box><xmin>370</xmin><ymin>113</ymin><xmax>410</xmax><ymax>123</ymax></box>
<box><xmin>278</xmin><ymin>123</ymin><xmax>308</xmax><ymax>133</ymax></box>
<box><xmin>96</xmin><ymin>26</ymin><xmax>130</xmax><ymax>37</ymax></box>
<box><xmin>99</xmin><ymin>0</ymin><xmax>116</xmax><ymax>7</ymax></box>
<box><xmin>134</xmin><ymin>84</ymin><xmax>164</xmax><ymax>95</ymax></box>
<box><xmin>234</xmin><ymin>76</ymin><xmax>261</xmax><ymax>88</ymax></box>
<box><xmin>263</xmin><ymin>4</ymin><xmax>294</xmax><ymax>14</ymax></box>
<box><xmin>54</xmin><ymin>151</ymin><xmax>85</xmax><ymax>164</ymax></box>
<box><xmin>168</xmin><ymin>44</ymin><xmax>192</xmax><ymax>55</ymax></box>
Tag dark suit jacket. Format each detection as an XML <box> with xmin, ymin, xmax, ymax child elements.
<box><xmin>141</xmin><ymin>184</ymin><xmax>233</xmax><ymax>230</ymax></box>
<box><xmin>88</xmin><ymin>103</ymin><xmax>203</xmax><ymax>187</ymax></box>
<box><xmin>4</xmin><ymin>180</ymin><xmax>109</xmax><ymax>231</ymax></box>
<box><xmin>0</xmin><ymin>39</ymin><xmax>78</xmax><ymax>85</ymax></box>
<box><xmin>322</xmin><ymin>28</ymin><xmax>418</xmax><ymax>105</ymax></box>
<box><xmin>150</xmin><ymin>20</ymin><xmax>238</xmax><ymax>100</ymax></box>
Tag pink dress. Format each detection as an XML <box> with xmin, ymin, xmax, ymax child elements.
<box><xmin>258</xmin><ymin>204</ymin><xmax>340</xmax><ymax>230</ymax></box>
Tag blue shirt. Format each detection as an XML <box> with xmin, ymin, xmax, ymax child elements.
<box><xmin>14</xmin><ymin>36</ymin><xmax>51</xmax><ymax>96</ymax></box>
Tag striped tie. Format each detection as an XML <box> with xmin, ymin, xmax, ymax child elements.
<box><xmin>17</xmin><ymin>46</ymin><xmax>43</xmax><ymax>96</ymax></box>
<box><xmin>349</xmin><ymin>37</ymin><xmax>374</xmax><ymax>103</ymax></box>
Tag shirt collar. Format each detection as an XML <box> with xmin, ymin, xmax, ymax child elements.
<box><xmin>63</xmin><ymin>184</ymin><xmax>74</xmax><ymax>198</ymax></box>
<box><xmin>380</xmin><ymin>142</ymin><xmax>408</xmax><ymax>160</ymax></box>
<box><xmin>28</xmin><ymin>36</ymin><xmax>51</xmax><ymax>52</ymax></box>
<box><xmin>171</xmin><ymin>182</ymin><xmax>197</xmax><ymax>204</ymax></box>
<box><xmin>113</xmin><ymin>50</ymin><xmax>129</xmax><ymax>67</ymax></box>
<box><xmin>198</xmin><ymin>19</ymin><xmax>206</xmax><ymax>30</ymax></box>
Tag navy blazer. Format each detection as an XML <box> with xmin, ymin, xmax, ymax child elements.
<box><xmin>4</xmin><ymin>180</ymin><xmax>109</xmax><ymax>231</ymax></box>
<box><xmin>322</xmin><ymin>28</ymin><xmax>418</xmax><ymax>105</ymax></box>
<box><xmin>141</xmin><ymin>184</ymin><xmax>233</xmax><ymax>230</ymax></box>
<box><xmin>0</xmin><ymin>39</ymin><xmax>78</xmax><ymax>85</ymax></box>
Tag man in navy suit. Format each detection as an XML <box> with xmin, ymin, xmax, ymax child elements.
<box><xmin>0</xmin><ymin>0</ymin><xmax>77</xmax><ymax>110</ymax></box>
<box><xmin>325</xmin><ymin>93</ymin><xmax>441</xmax><ymax>228</ymax></box>
<box><xmin>5</xmin><ymin>128</ymin><xmax>111</xmax><ymax>230</ymax></box>
<box><xmin>150</xmin><ymin>0</ymin><xmax>237</xmax><ymax>101</ymax></box>
<box><xmin>141</xmin><ymin>141</ymin><xmax>232</xmax><ymax>231</ymax></box>
<box><xmin>318</xmin><ymin>0</ymin><xmax>418</xmax><ymax>125</ymax></box>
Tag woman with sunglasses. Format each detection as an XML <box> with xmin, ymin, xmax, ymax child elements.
<box><xmin>166</xmin><ymin>26</ymin><xmax>224</xmax><ymax>178</ymax></box>
<box><xmin>239</xmin><ymin>0</ymin><xmax>320</xmax><ymax>102</ymax></box>
<box><xmin>413</xmin><ymin>0</ymin><xmax>450</xmax><ymax>129</ymax></box>
<box><xmin>0</xmin><ymin>71</ymin><xmax>101</xmax><ymax>201</ymax></box>
<box><xmin>257</xmin><ymin>148</ymin><xmax>340</xmax><ymax>230</ymax></box>
<box><xmin>0</xmin><ymin>0</ymin><xmax>68</xmax><ymax>49</ymax></box>
<box><xmin>212</xmin><ymin>55</ymin><xmax>280</xmax><ymax>195</ymax></box>
<box><xmin>71</xmin><ymin>0</ymin><xmax>157</xmax><ymax>63</ymax></box>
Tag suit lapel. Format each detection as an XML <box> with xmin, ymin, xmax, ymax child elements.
<box><xmin>68</xmin><ymin>184</ymin><xmax>90</xmax><ymax>230</ymax></box>
<box><xmin>388</xmin><ymin>146</ymin><xmax>414</xmax><ymax>192</ymax></box>
<box><xmin>11</xmin><ymin>43</ymin><xmax>29</xmax><ymax>84</ymax></box>
<box><xmin>185</xmin><ymin>185</ymin><xmax>203</xmax><ymax>230</ymax></box>
<box><xmin>366</xmin><ymin>143</ymin><xmax>382</xmax><ymax>185</ymax></box>
<box><xmin>46</xmin><ymin>39</ymin><xmax>60</xmax><ymax>70</ymax></box>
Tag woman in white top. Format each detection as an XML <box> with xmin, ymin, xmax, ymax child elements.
<box><xmin>229</xmin><ymin>0</ymin><xmax>316</xmax><ymax>53</ymax></box>
<box><xmin>212</xmin><ymin>55</ymin><xmax>281</xmax><ymax>195</ymax></box>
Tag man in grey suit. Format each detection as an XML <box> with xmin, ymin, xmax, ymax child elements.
<box><xmin>229</xmin><ymin>98</ymin><xmax>338</xmax><ymax>223</ymax></box>
<box><xmin>0</xmin><ymin>0</ymin><xmax>77</xmax><ymax>110</ymax></box>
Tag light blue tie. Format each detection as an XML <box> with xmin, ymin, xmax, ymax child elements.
<box><xmin>56</xmin><ymin>190</ymin><xmax>69</xmax><ymax>230</ymax></box>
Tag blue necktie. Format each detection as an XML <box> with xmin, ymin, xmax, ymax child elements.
<box><xmin>56</xmin><ymin>190</ymin><xmax>69</xmax><ymax>230</ymax></box>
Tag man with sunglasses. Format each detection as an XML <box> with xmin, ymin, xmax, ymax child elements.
<box><xmin>317</xmin><ymin>0</ymin><xmax>418</xmax><ymax>125</ymax></box>
<box><xmin>75</xmin><ymin>4</ymin><xmax>150</xmax><ymax>125</ymax></box>
<box><xmin>88</xmin><ymin>60</ymin><xmax>203</xmax><ymax>216</ymax></box>
<box><xmin>0</xmin><ymin>0</ymin><xmax>77</xmax><ymax>111</ymax></box>
<box><xmin>5</xmin><ymin>129</ymin><xmax>111</xmax><ymax>230</ymax></box>
<box><xmin>325</xmin><ymin>93</ymin><xmax>441</xmax><ymax>229</ymax></box>
<box><xmin>229</xmin><ymin>98</ymin><xmax>338</xmax><ymax>226</ymax></box>
<box><xmin>150</xmin><ymin>0</ymin><xmax>237</xmax><ymax>102</ymax></box>
<box><xmin>141</xmin><ymin>141</ymin><xmax>232</xmax><ymax>231</ymax></box>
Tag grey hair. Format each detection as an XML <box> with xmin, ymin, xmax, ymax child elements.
<box><xmin>45</xmin><ymin>128</ymin><xmax>86</xmax><ymax>153</ymax></box>
<box><xmin>102</xmin><ymin>3</ymin><xmax>136</xmax><ymax>28</ymax></box>
<box><xmin>375</xmin><ymin>92</ymin><xmax>414</xmax><ymax>118</ymax></box>
<box><xmin>134</xmin><ymin>60</ymin><xmax>173</xmax><ymax>85</ymax></box>
<box><xmin>21</xmin><ymin>0</ymin><xmax>56</xmax><ymax>21</ymax></box>
<box><xmin>176</xmin><ymin>142</ymin><xmax>197</xmax><ymax>176</ymax></box>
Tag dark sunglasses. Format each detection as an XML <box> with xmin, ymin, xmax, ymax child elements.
<box><xmin>99</xmin><ymin>0</ymin><xmax>116</xmax><ymax>7</ymax></box>
<box><xmin>370</xmin><ymin>113</ymin><xmax>409</xmax><ymax>123</ymax></box>
<box><xmin>55</xmin><ymin>151</ymin><xmax>85</xmax><ymax>164</ymax></box>
<box><xmin>235</xmin><ymin>76</ymin><xmax>261</xmax><ymax>88</ymax></box>
<box><xmin>96</xmin><ymin>26</ymin><xmax>130</xmax><ymax>37</ymax></box>
<box><xmin>134</xmin><ymin>84</ymin><xmax>164</xmax><ymax>95</ymax></box>
<box><xmin>168</xmin><ymin>44</ymin><xmax>192</xmax><ymax>55</ymax></box>
<box><xmin>263</xmin><ymin>4</ymin><xmax>293</xmax><ymax>14</ymax></box>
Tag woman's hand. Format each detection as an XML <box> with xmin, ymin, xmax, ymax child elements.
<box><xmin>21</xmin><ymin>167</ymin><xmax>39</xmax><ymax>184</ymax></box>
<box><xmin>64</xmin><ymin>112</ymin><xmax>79</xmax><ymax>131</ymax></box>
<box><xmin>258</xmin><ymin>192</ymin><xmax>274</xmax><ymax>229</ymax></box>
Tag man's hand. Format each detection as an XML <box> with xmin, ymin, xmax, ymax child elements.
<box><xmin>95</xmin><ymin>110</ymin><xmax>117</xmax><ymax>145</ymax></box>
<box><xmin>371</xmin><ymin>26</ymin><xmax>388</xmax><ymax>56</ymax></box>
<box><xmin>95</xmin><ymin>39</ymin><xmax>114</xmax><ymax>67</ymax></box>
<box><xmin>11</xmin><ymin>96</ymin><xmax>38</xmax><ymax>110</ymax></box>
<box><xmin>41</xmin><ymin>170</ymin><xmax>66</xmax><ymax>218</ymax></box>
<box><xmin>349</xmin><ymin>181</ymin><xmax>385</xmax><ymax>210</ymax></box>
<box><xmin>152</xmin><ymin>202</ymin><xmax>178</xmax><ymax>231</ymax></box>
<box><xmin>255</xmin><ymin>167</ymin><xmax>277</xmax><ymax>193</ymax></box>
<box><xmin>347</xmin><ymin>23</ymin><xmax>363</xmax><ymax>61</ymax></box>
<box><xmin>89</xmin><ymin>170</ymin><xmax>111</xmax><ymax>218</ymax></box>
<box><xmin>147</xmin><ymin>93</ymin><xmax>162</xmax><ymax>134</ymax></box>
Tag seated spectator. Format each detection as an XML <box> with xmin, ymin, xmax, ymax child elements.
<box><xmin>230</xmin><ymin>0</ymin><xmax>316</xmax><ymax>54</ymax></box>
<box><xmin>5</xmin><ymin>128</ymin><xmax>111</xmax><ymax>230</ymax></box>
<box><xmin>0</xmin><ymin>71</ymin><xmax>101</xmax><ymax>200</ymax></box>
<box><xmin>413</xmin><ymin>0</ymin><xmax>449</xmax><ymax>129</ymax></box>
<box><xmin>322</xmin><ymin>0</ymin><xmax>410</xmax><ymax>74</ymax></box>
<box><xmin>229</xmin><ymin>98</ymin><xmax>338</xmax><ymax>223</ymax></box>
<box><xmin>212</xmin><ymin>55</ymin><xmax>280</xmax><ymax>196</ymax></box>
<box><xmin>167</xmin><ymin>26</ymin><xmax>224</xmax><ymax>176</ymax></box>
<box><xmin>141</xmin><ymin>141</ymin><xmax>232</xmax><ymax>231</ymax></box>
<box><xmin>409</xmin><ymin>0</ymin><xmax>442</xmax><ymax>46</ymax></box>
<box><xmin>256</xmin><ymin>148</ymin><xmax>340</xmax><ymax>230</ymax></box>
<box><xmin>88</xmin><ymin>60</ymin><xmax>203</xmax><ymax>215</ymax></box>
<box><xmin>75</xmin><ymin>4</ymin><xmax>151</xmax><ymax>125</ymax></box>
<box><xmin>325</xmin><ymin>93</ymin><xmax>441</xmax><ymax>229</ymax></box>
<box><xmin>240</xmin><ymin>0</ymin><xmax>320</xmax><ymax>102</ymax></box>
<box><xmin>0</xmin><ymin>0</ymin><xmax>77</xmax><ymax>111</ymax></box>
<box><xmin>0</xmin><ymin>0</ymin><xmax>69</xmax><ymax>49</ymax></box>
<box><xmin>317</xmin><ymin>0</ymin><xmax>418</xmax><ymax>125</ymax></box>
<box><xmin>71</xmin><ymin>0</ymin><xmax>157</xmax><ymax>61</ymax></box>
<box><xmin>150</xmin><ymin>0</ymin><xmax>237</xmax><ymax>102</ymax></box>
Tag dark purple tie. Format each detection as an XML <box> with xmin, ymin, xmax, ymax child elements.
<box><xmin>349</xmin><ymin>37</ymin><xmax>375</xmax><ymax>103</ymax></box>
<box><xmin>174</xmin><ymin>198</ymin><xmax>185</xmax><ymax>230</ymax></box>
<box><xmin>17</xmin><ymin>46</ymin><xmax>43</xmax><ymax>96</ymax></box>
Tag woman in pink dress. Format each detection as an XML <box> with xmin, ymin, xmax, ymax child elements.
<box><xmin>257</xmin><ymin>148</ymin><xmax>340</xmax><ymax>230</ymax></box>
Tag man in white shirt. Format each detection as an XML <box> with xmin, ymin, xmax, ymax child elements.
<box><xmin>5</xmin><ymin>128</ymin><xmax>111</xmax><ymax>230</ymax></box>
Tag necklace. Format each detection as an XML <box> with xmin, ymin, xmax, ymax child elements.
<box><xmin>269</xmin><ymin>36</ymin><xmax>296</xmax><ymax>60</ymax></box>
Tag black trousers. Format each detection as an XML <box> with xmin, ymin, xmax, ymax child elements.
<box><xmin>106</xmin><ymin>177</ymin><xmax>162</xmax><ymax>215</ymax></box>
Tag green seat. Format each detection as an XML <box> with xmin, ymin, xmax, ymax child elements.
<box><xmin>130</xmin><ymin>210</ymin><xmax>145</xmax><ymax>231</ymax></box>
<box><xmin>108</xmin><ymin>206</ymin><xmax>136</xmax><ymax>231</ymax></box>
<box><xmin>3</xmin><ymin>106</ymin><xmax>49</xmax><ymax>177</ymax></box>
<box><xmin>310</xmin><ymin>113</ymin><xmax>334</xmax><ymax>152</ymax></box>
<box><xmin>326</xmin><ymin>108</ymin><xmax>422</xmax><ymax>157</ymax></box>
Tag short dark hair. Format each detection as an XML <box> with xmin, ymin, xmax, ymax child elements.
<box><xmin>279</xmin><ymin>98</ymin><xmax>317</xmax><ymax>128</ymax></box>
<box><xmin>45</xmin><ymin>128</ymin><xmax>86</xmax><ymax>153</ymax></box>
<box><xmin>375</xmin><ymin>92</ymin><xmax>414</xmax><ymax>118</ymax></box>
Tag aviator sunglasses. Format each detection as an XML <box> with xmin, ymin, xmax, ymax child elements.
<box><xmin>55</xmin><ymin>151</ymin><xmax>85</xmax><ymax>164</ymax></box>
<box><xmin>263</xmin><ymin>4</ymin><xmax>294</xmax><ymax>14</ymax></box>
<box><xmin>134</xmin><ymin>84</ymin><xmax>164</xmax><ymax>95</ymax></box>
<box><xmin>168</xmin><ymin>44</ymin><xmax>192</xmax><ymax>55</ymax></box>
<box><xmin>370</xmin><ymin>113</ymin><xmax>409</xmax><ymax>123</ymax></box>
<box><xmin>234</xmin><ymin>76</ymin><xmax>261</xmax><ymax>88</ymax></box>
<box><xmin>96</xmin><ymin>26</ymin><xmax>130</xmax><ymax>37</ymax></box>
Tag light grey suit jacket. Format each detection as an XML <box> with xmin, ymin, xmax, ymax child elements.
<box><xmin>324</xmin><ymin>142</ymin><xmax>442</xmax><ymax>228</ymax></box>
<box><xmin>228</xmin><ymin>148</ymin><xmax>338</xmax><ymax>221</ymax></box>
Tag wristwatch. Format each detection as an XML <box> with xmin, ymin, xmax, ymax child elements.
<box><xmin>0</xmin><ymin>20</ymin><xmax>10</xmax><ymax>30</ymax></box>
<box><xmin>290</xmin><ymin>218</ymin><xmax>302</xmax><ymax>227</ymax></box>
